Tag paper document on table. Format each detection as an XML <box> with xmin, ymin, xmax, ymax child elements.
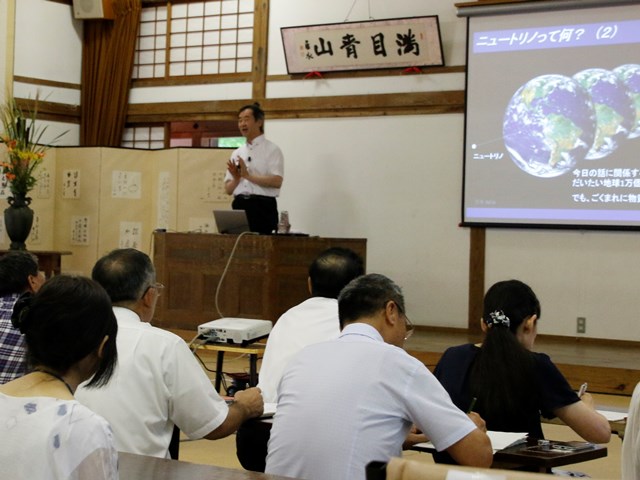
<box><xmin>446</xmin><ymin>471</ymin><xmax>508</xmax><ymax>480</ymax></box>
<box><xmin>414</xmin><ymin>431</ymin><xmax>526</xmax><ymax>453</ymax></box>
<box><xmin>597</xmin><ymin>409</ymin><xmax>627</xmax><ymax>422</ymax></box>
<box><xmin>488</xmin><ymin>431</ymin><xmax>528</xmax><ymax>450</ymax></box>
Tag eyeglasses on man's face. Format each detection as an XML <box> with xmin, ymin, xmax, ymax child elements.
<box><xmin>403</xmin><ymin>313</ymin><xmax>415</xmax><ymax>341</ymax></box>
<box><xmin>144</xmin><ymin>282</ymin><xmax>165</xmax><ymax>297</ymax></box>
<box><xmin>390</xmin><ymin>300</ymin><xmax>414</xmax><ymax>341</ymax></box>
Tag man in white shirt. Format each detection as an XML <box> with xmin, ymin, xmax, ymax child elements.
<box><xmin>75</xmin><ymin>248</ymin><xmax>263</xmax><ymax>458</ymax></box>
<box><xmin>258</xmin><ymin>247</ymin><xmax>365</xmax><ymax>402</ymax></box>
<box><xmin>265</xmin><ymin>274</ymin><xmax>493</xmax><ymax>480</ymax></box>
<box><xmin>622</xmin><ymin>381</ymin><xmax>640</xmax><ymax>479</ymax></box>
<box><xmin>236</xmin><ymin>247</ymin><xmax>364</xmax><ymax>471</ymax></box>
<box><xmin>224</xmin><ymin>103</ymin><xmax>284</xmax><ymax>234</ymax></box>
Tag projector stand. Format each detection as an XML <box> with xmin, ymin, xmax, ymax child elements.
<box><xmin>195</xmin><ymin>342</ymin><xmax>266</xmax><ymax>394</ymax></box>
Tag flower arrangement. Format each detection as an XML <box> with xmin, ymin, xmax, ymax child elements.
<box><xmin>0</xmin><ymin>97</ymin><xmax>53</xmax><ymax>198</ymax></box>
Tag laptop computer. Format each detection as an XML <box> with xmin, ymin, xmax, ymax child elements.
<box><xmin>213</xmin><ymin>209</ymin><xmax>251</xmax><ymax>234</ymax></box>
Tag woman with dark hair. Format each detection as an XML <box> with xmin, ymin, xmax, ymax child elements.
<box><xmin>433</xmin><ymin>279</ymin><xmax>610</xmax><ymax>463</ymax></box>
<box><xmin>0</xmin><ymin>275</ymin><xmax>118</xmax><ymax>479</ymax></box>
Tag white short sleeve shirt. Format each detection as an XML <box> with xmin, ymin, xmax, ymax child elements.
<box><xmin>0</xmin><ymin>394</ymin><xmax>118</xmax><ymax>480</ymax></box>
<box><xmin>224</xmin><ymin>134</ymin><xmax>284</xmax><ymax>197</ymax></box>
<box><xmin>265</xmin><ymin>323</ymin><xmax>477</xmax><ymax>480</ymax></box>
<box><xmin>76</xmin><ymin>307</ymin><xmax>229</xmax><ymax>458</ymax></box>
<box><xmin>258</xmin><ymin>297</ymin><xmax>341</xmax><ymax>403</ymax></box>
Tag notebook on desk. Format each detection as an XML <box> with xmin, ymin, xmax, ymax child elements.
<box><xmin>414</xmin><ymin>431</ymin><xmax>527</xmax><ymax>453</ymax></box>
<box><xmin>596</xmin><ymin>409</ymin><xmax>627</xmax><ymax>422</ymax></box>
<box><xmin>213</xmin><ymin>209</ymin><xmax>251</xmax><ymax>234</ymax></box>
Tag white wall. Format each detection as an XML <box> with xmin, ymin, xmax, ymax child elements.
<box><xmin>268</xmin><ymin>114</ymin><xmax>470</xmax><ymax>328</ymax></box>
<box><xmin>263</xmin><ymin>0</ymin><xmax>472</xmax><ymax>330</ymax></box>
<box><xmin>12</xmin><ymin>0</ymin><xmax>81</xmax><ymax>145</ymax></box>
<box><xmin>486</xmin><ymin>229</ymin><xmax>640</xmax><ymax>339</ymax></box>
<box><xmin>6</xmin><ymin>0</ymin><xmax>640</xmax><ymax>340</ymax></box>
<box><xmin>14</xmin><ymin>0</ymin><xmax>82</xmax><ymax>84</ymax></box>
<box><xmin>0</xmin><ymin>0</ymin><xmax>12</xmax><ymax>103</ymax></box>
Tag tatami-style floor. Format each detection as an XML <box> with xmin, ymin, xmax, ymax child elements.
<box><xmin>182</xmin><ymin>339</ymin><xmax>631</xmax><ymax>479</ymax></box>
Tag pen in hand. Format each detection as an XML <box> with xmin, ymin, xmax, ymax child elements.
<box><xmin>578</xmin><ymin>382</ymin><xmax>588</xmax><ymax>397</ymax></box>
<box><xmin>467</xmin><ymin>397</ymin><xmax>478</xmax><ymax>413</ymax></box>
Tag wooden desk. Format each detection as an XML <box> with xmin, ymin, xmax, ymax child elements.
<box><xmin>118</xmin><ymin>452</ymin><xmax>296</xmax><ymax>480</ymax></box>
<box><xmin>153</xmin><ymin>232</ymin><xmax>366</xmax><ymax>330</ymax></box>
<box><xmin>0</xmin><ymin>250</ymin><xmax>71</xmax><ymax>278</ymax></box>
<box><xmin>412</xmin><ymin>438</ymin><xmax>607</xmax><ymax>473</ymax></box>
<box><xmin>195</xmin><ymin>342</ymin><xmax>266</xmax><ymax>393</ymax></box>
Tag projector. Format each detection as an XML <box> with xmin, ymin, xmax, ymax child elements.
<box><xmin>197</xmin><ymin>318</ymin><xmax>272</xmax><ymax>345</ymax></box>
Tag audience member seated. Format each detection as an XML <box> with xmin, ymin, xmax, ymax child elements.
<box><xmin>236</xmin><ymin>246</ymin><xmax>364</xmax><ymax>471</ymax></box>
<box><xmin>433</xmin><ymin>279</ymin><xmax>611</xmax><ymax>464</ymax></box>
<box><xmin>622</xmin><ymin>381</ymin><xmax>640</xmax><ymax>479</ymax></box>
<box><xmin>75</xmin><ymin>248</ymin><xmax>264</xmax><ymax>458</ymax></box>
<box><xmin>0</xmin><ymin>251</ymin><xmax>44</xmax><ymax>383</ymax></box>
<box><xmin>265</xmin><ymin>274</ymin><xmax>492</xmax><ymax>480</ymax></box>
<box><xmin>0</xmin><ymin>275</ymin><xmax>119</xmax><ymax>479</ymax></box>
<box><xmin>258</xmin><ymin>247</ymin><xmax>365</xmax><ymax>402</ymax></box>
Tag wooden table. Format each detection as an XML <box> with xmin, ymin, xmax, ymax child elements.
<box><xmin>492</xmin><ymin>438</ymin><xmax>607</xmax><ymax>473</ymax></box>
<box><xmin>195</xmin><ymin>342</ymin><xmax>266</xmax><ymax>393</ymax></box>
<box><xmin>118</xmin><ymin>452</ymin><xmax>296</xmax><ymax>479</ymax></box>
<box><xmin>412</xmin><ymin>438</ymin><xmax>607</xmax><ymax>473</ymax></box>
<box><xmin>0</xmin><ymin>250</ymin><xmax>71</xmax><ymax>278</ymax></box>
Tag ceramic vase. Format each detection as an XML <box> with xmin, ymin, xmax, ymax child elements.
<box><xmin>4</xmin><ymin>192</ymin><xmax>34</xmax><ymax>250</ymax></box>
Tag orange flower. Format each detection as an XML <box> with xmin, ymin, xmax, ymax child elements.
<box><xmin>1</xmin><ymin>96</ymin><xmax>65</xmax><ymax>195</ymax></box>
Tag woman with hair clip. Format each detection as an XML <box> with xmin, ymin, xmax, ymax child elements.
<box><xmin>432</xmin><ymin>279</ymin><xmax>610</xmax><ymax>463</ymax></box>
<box><xmin>0</xmin><ymin>275</ymin><xmax>119</xmax><ymax>480</ymax></box>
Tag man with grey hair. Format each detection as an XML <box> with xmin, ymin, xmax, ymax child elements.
<box><xmin>75</xmin><ymin>248</ymin><xmax>263</xmax><ymax>458</ymax></box>
<box><xmin>265</xmin><ymin>273</ymin><xmax>492</xmax><ymax>480</ymax></box>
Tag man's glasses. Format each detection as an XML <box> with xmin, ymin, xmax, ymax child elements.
<box><xmin>391</xmin><ymin>300</ymin><xmax>414</xmax><ymax>341</ymax></box>
<box><xmin>403</xmin><ymin>313</ymin><xmax>415</xmax><ymax>341</ymax></box>
<box><xmin>144</xmin><ymin>282</ymin><xmax>165</xmax><ymax>297</ymax></box>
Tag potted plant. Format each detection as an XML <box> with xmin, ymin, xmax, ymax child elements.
<box><xmin>0</xmin><ymin>96</ymin><xmax>62</xmax><ymax>250</ymax></box>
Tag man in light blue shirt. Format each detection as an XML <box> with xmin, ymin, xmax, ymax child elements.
<box><xmin>265</xmin><ymin>274</ymin><xmax>492</xmax><ymax>480</ymax></box>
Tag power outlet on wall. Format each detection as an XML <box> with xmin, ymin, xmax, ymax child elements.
<box><xmin>576</xmin><ymin>317</ymin><xmax>586</xmax><ymax>334</ymax></box>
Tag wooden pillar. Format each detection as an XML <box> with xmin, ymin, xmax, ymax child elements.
<box><xmin>468</xmin><ymin>227</ymin><xmax>485</xmax><ymax>335</ymax></box>
<box><xmin>251</xmin><ymin>0</ymin><xmax>269</xmax><ymax>101</ymax></box>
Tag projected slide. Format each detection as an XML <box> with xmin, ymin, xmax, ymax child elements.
<box><xmin>463</xmin><ymin>5</ymin><xmax>640</xmax><ymax>229</ymax></box>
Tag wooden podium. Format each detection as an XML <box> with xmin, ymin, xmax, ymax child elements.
<box><xmin>152</xmin><ymin>232</ymin><xmax>367</xmax><ymax>330</ymax></box>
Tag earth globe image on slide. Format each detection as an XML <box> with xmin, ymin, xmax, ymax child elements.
<box><xmin>503</xmin><ymin>74</ymin><xmax>596</xmax><ymax>178</ymax></box>
<box><xmin>614</xmin><ymin>64</ymin><xmax>640</xmax><ymax>139</ymax></box>
<box><xmin>573</xmin><ymin>67</ymin><xmax>636</xmax><ymax>159</ymax></box>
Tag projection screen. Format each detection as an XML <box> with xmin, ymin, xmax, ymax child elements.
<box><xmin>460</xmin><ymin>0</ymin><xmax>640</xmax><ymax>229</ymax></box>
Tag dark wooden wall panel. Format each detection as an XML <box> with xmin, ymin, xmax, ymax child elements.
<box><xmin>153</xmin><ymin>232</ymin><xmax>367</xmax><ymax>330</ymax></box>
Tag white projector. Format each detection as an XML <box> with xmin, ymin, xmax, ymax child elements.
<box><xmin>197</xmin><ymin>318</ymin><xmax>272</xmax><ymax>345</ymax></box>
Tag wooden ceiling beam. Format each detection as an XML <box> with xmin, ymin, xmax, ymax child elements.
<box><xmin>15</xmin><ymin>98</ymin><xmax>80</xmax><ymax>124</ymax></box>
<box><xmin>126</xmin><ymin>91</ymin><xmax>465</xmax><ymax>123</ymax></box>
